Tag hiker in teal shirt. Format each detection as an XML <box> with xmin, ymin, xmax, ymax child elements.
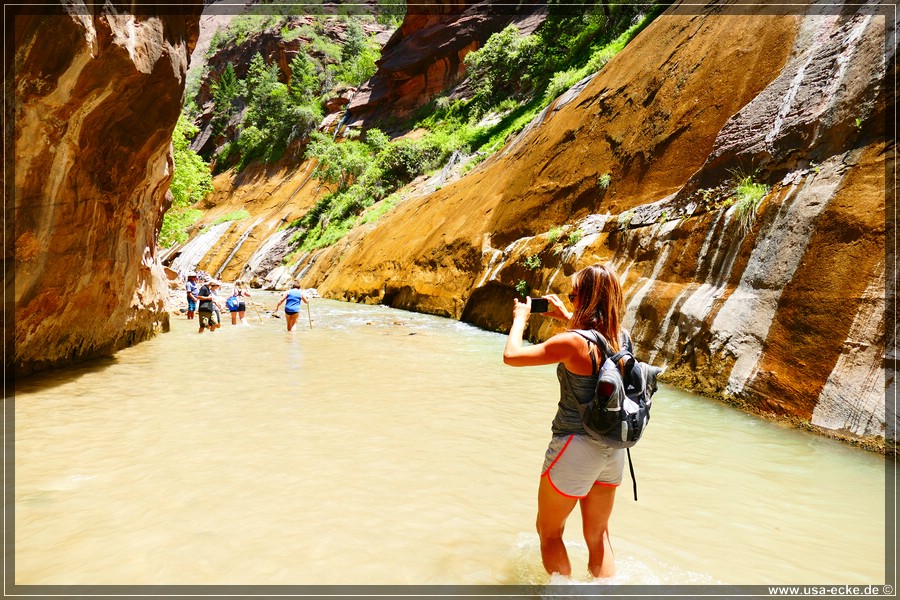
<box><xmin>274</xmin><ymin>281</ymin><xmax>309</xmax><ymax>332</ymax></box>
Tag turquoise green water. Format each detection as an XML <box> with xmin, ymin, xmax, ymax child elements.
<box><xmin>12</xmin><ymin>297</ymin><xmax>889</xmax><ymax>585</ymax></box>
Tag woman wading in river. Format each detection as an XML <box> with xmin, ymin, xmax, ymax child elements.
<box><xmin>503</xmin><ymin>263</ymin><xmax>627</xmax><ymax>579</ymax></box>
<box><xmin>274</xmin><ymin>281</ymin><xmax>309</xmax><ymax>332</ymax></box>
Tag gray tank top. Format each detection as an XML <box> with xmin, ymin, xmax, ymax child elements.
<box><xmin>550</xmin><ymin>363</ymin><xmax>599</xmax><ymax>435</ymax></box>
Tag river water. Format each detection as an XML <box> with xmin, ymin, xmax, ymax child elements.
<box><xmin>12</xmin><ymin>295</ymin><xmax>889</xmax><ymax>587</ymax></box>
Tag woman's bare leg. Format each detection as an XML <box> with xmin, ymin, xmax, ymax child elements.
<box><xmin>286</xmin><ymin>313</ymin><xmax>299</xmax><ymax>331</ymax></box>
<box><xmin>579</xmin><ymin>483</ymin><xmax>617</xmax><ymax>578</ymax></box>
<box><xmin>536</xmin><ymin>475</ymin><xmax>578</xmax><ymax>576</ymax></box>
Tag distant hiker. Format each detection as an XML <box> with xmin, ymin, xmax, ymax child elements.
<box><xmin>502</xmin><ymin>263</ymin><xmax>627</xmax><ymax>579</ymax></box>
<box><xmin>197</xmin><ymin>279</ymin><xmax>223</xmax><ymax>333</ymax></box>
<box><xmin>227</xmin><ymin>280</ymin><xmax>251</xmax><ymax>325</ymax></box>
<box><xmin>274</xmin><ymin>282</ymin><xmax>309</xmax><ymax>332</ymax></box>
<box><xmin>185</xmin><ymin>273</ymin><xmax>199</xmax><ymax>320</ymax></box>
<box><xmin>209</xmin><ymin>280</ymin><xmax>223</xmax><ymax>327</ymax></box>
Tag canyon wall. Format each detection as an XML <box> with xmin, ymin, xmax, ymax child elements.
<box><xmin>346</xmin><ymin>0</ymin><xmax>547</xmax><ymax>128</ymax></box>
<box><xmin>53</xmin><ymin>1</ymin><xmax>891</xmax><ymax>449</ymax></box>
<box><xmin>283</xmin><ymin>3</ymin><xmax>890</xmax><ymax>447</ymax></box>
<box><xmin>10</xmin><ymin>2</ymin><xmax>202</xmax><ymax>376</ymax></box>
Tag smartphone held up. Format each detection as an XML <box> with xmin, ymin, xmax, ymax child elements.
<box><xmin>529</xmin><ymin>297</ymin><xmax>550</xmax><ymax>313</ymax></box>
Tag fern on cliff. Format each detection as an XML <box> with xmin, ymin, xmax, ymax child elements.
<box><xmin>732</xmin><ymin>173</ymin><xmax>770</xmax><ymax>236</ymax></box>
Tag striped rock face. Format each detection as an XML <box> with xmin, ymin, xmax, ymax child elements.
<box><xmin>293</xmin><ymin>5</ymin><xmax>889</xmax><ymax>445</ymax></box>
<box><xmin>12</xmin><ymin>5</ymin><xmax>201</xmax><ymax>376</ymax></box>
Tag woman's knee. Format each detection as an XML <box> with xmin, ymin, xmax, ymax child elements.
<box><xmin>536</xmin><ymin>512</ymin><xmax>567</xmax><ymax>541</ymax></box>
<box><xmin>582</xmin><ymin>523</ymin><xmax>610</xmax><ymax>547</ymax></box>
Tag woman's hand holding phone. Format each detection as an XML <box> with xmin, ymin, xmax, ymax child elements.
<box><xmin>529</xmin><ymin>297</ymin><xmax>550</xmax><ymax>313</ymax></box>
<box><xmin>543</xmin><ymin>294</ymin><xmax>572</xmax><ymax>322</ymax></box>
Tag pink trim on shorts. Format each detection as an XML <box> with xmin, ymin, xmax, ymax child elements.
<box><xmin>593</xmin><ymin>481</ymin><xmax>620</xmax><ymax>488</ymax></box>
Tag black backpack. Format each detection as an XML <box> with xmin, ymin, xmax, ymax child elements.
<box><xmin>573</xmin><ymin>329</ymin><xmax>663</xmax><ymax>500</ymax></box>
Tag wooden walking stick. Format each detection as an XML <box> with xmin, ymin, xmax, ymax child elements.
<box><xmin>306</xmin><ymin>297</ymin><xmax>312</xmax><ymax>329</ymax></box>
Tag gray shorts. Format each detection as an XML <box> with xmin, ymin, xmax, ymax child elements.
<box><xmin>541</xmin><ymin>434</ymin><xmax>626</xmax><ymax>498</ymax></box>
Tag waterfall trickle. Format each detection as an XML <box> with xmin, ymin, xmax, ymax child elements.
<box><xmin>169</xmin><ymin>222</ymin><xmax>232</xmax><ymax>275</ymax></box>
<box><xmin>214</xmin><ymin>219</ymin><xmax>262</xmax><ymax>280</ymax></box>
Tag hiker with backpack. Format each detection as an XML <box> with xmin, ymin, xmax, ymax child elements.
<box><xmin>227</xmin><ymin>280</ymin><xmax>251</xmax><ymax>325</ymax></box>
<box><xmin>502</xmin><ymin>263</ymin><xmax>656</xmax><ymax>580</ymax></box>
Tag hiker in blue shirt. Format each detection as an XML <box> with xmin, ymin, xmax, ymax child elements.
<box><xmin>274</xmin><ymin>281</ymin><xmax>309</xmax><ymax>332</ymax></box>
<box><xmin>503</xmin><ymin>263</ymin><xmax>627</xmax><ymax>580</ymax></box>
<box><xmin>185</xmin><ymin>273</ymin><xmax>200</xmax><ymax>320</ymax></box>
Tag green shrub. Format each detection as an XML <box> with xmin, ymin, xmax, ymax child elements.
<box><xmin>522</xmin><ymin>254</ymin><xmax>541</xmax><ymax>270</ymax></box>
<box><xmin>375</xmin><ymin>0</ymin><xmax>405</xmax><ymax>26</ymax></box>
<box><xmin>464</xmin><ymin>25</ymin><xmax>541</xmax><ymax>115</ymax></box>
<box><xmin>543</xmin><ymin>68</ymin><xmax>581</xmax><ymax>104</ymax></box>
<box><xmin>731</xmin><ymin>172</ymin><xmax>769</xmax><ymax>235</ymax></box>
<box><xmin>567</xmin><ymin>229</ymin><xmax>583</xmax><ymax>246</ymax></box>
<box><xmin>515</xmin><ymin>279</ymin><xmax>530</xmax><ymax>296</ymax></box>
<box><xmin>306</xmin><ymin>133</ymin><xmax>375</xmax><ymax>191</ymax></box>
<box><xmin>598</xmin><ymin>173</ymin><xmax>612</xmax><ymax>189</ymax></box>
<box><xmin>207</xmin><ymin>14</ymin><xmax>285</xmax><ymax>57</ymax></box>
<box><xmin>159</xmin><ymin>208</ymin><xmax>203</xmax><ymax>248</ymax></box>
<box><xmin>169</xmin><ymin>114</ymin><xmax>213</xmax><ymax>207</ymax></box>
<box><xmin>359</xmin><ymin>193</ymin><xmax>402</xmax><ymax>225</ymax></box>
<box><xmin>547</xmin><ymin>226</ymin><xmax>563</xmax><ymax>244</ymax></box>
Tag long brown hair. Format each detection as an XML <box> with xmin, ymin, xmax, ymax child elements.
<box><xmin>569</xmin><ymin>263</ymin><xmax>624</xmax><ymax>352</ymax></box>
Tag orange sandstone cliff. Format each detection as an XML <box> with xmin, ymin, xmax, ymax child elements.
<box><xmin>183</xmin><ymin>3</ymin><xmax>890</xmax><ymax>446</ymax></box>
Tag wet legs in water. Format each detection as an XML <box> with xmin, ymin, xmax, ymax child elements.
<box><xmin>536</xmin><ymin>475</ymin><xmax>617</xmax><ymax>578</ymax></box>
<box><xmin>285</xmin><ymin>312</ymin><xmax>300</xmax><ymax>331</ymax></box>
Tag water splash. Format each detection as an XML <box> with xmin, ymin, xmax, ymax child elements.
<box><xmin>508</xmin><ymin>532</ymin><xmax>720</xmax><ymax>586</ymax></box>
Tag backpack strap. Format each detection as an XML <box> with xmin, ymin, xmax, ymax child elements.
<box><xmin>626</xmin><ymin>448</ymin><xmax>638</xmax><ymax>501</ymax></box>
<box><xmin>622</xmin><ymin>328</ymin><xmax>634</xmax><ymax>353</ymax></box>
<box><xmin>574</xmin><ymin>329</ymin><xmax>634</xmax><ymax>375</ymax></box>
<box><xmin>572</xmin><ymin>330</ymin><xmax>609</xmax><ymax>376</ymax></box>
<box><xmin>572</xmin><ymin>329</ymin><xmax>615</xmax><ymax>357</ymax></box>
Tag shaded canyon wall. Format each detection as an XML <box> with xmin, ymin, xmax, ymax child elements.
<box><xmin>11</xmin><ymin>3</ymin><xmax>202</xmax><ymax>376</ymax></box>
